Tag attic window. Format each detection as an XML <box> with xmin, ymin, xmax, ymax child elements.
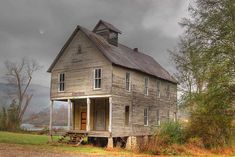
<box><xmin>77</xmin><ymin>45</ymin><xmax>82</xmax><ymax>54</ymax></box>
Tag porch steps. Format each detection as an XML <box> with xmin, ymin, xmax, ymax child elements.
<box><xmin>58</xmin><ymin>132</ymin><xmax>88</xmax><ymax>146</ymax></box>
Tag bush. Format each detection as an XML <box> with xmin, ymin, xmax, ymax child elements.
<box><xmin>138</xmin><ymin>121</ymin><xmax>185</xmax><ymax>155</ymax></box>
<box><xmin>153</xmin><ymin>120</ymin><xmax>185</xmax><ymax>145</ymax></box>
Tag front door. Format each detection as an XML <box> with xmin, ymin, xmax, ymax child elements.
<box><xmin>81</xmin><ymin>112</ymin><xmax>87</xmax><ymax>130</ymax></box>
<box><xmin>94</xmin><ymin>103</ymin><xmax>106</xmax><ymax>131</ymax></box>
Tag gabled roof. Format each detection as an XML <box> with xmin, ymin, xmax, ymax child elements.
<box><xmin>93</xmin><ymin>20</ymin><xmax>122</xmax><ymax>34</ymax></box>
<box><xmin>48</xmin><ymin>25</ymin><xmax>177</xmax><ymax>84</ymax></box>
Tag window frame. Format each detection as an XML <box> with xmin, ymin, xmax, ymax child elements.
<box><xmin>144</xmin><ymin>77</ymin><xmax>149</xmax><ymax>96</ymax></box>
<box><xmin>93</xmin><ymin>68</ymin><xmax>102</xmax><ymax>90</ymax></box>
<box><xmin>58</xmin><ymin>73</ymin><xmax>65</xmax><ymax>92</ymax></box>
<box><xmin>157</xmin><ymin>81</ymin><xmax>161</xmax><ymax>98</ymax></box>
<box><xmin>144</xmin><ymin>107</ymin><xmax>149</xmax><ymax>126</ymax></box>
<box><xmin>125</xmin><ymin>72</ymin><xmax>131</xmax><ymax>92</ymax></box>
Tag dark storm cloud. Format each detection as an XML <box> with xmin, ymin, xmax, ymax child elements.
<box><xmin>0</xmin><ymin>0</ymin><xmax>189</xmax><ymax>86</ymax></box>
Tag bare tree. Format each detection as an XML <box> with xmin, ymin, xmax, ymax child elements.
<box><xmin>4</xmin><ymin>58</ymin><xmax>42</xmax><ymax>124</ymax></box>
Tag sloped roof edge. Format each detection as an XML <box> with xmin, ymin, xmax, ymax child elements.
<box><xmin>47</xmin><ymin>25</ymin><xmax>177</xmax><ymax>84</ymax></box>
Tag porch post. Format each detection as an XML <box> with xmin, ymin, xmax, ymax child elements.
<box><xmin>67</xmin><ymin>99</ymin><xmax>71</xmax><ymax>131</ymax></box>
<box><xmin>49</xmin><ymin>100</ymin><xmax>54</xmax><ymax>135</ymax></box>
<box><xmin>71</xmin><ymin>101</ymin><xmax>74</xmax><ymax>129</ymax></box>
<box><xmin>109</xmin><ymin>97</ymin><xmax>112</xmax><ymax>133</ymax></box>
<box><xmin>86</xmin><ymin>98</ymin><xmax>91</xmax><ymax>131</ymax></box>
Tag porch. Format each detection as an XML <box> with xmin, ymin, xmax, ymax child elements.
<box><xmin>49</xmin><ymin>96</ymin><xmax>112</xmax><ymax>138</ymax></box>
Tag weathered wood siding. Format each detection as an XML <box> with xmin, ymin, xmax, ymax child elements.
<box><xmin>111</xmin><ymin>66</ymin><xmax>177</xmax><ymax>137</ymax></box>
<box><xmin>50</xmin><ymin>30</ymin><xmax>112</xmax><ymax>99</ymax></box>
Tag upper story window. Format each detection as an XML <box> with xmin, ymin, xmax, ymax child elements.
<box><xmin>166</xmin><ymin>85</ymin><xmax>170</xmax><ymax>98</ymax></box>
<box><xmin>58</xmin><ymin>73</ymin><xmax>65</xmax><ymax>92</ymax></box>
<box><xmin>125</xmin><ymin>72</ymin><xmax>131</xmax><ymax>92</ymax></box>
<box><xmin>94</xmin><ymin>68</ymin><xmax>102</xmax><ymax>89</ymax></box>
<box><xmin>144</xmin><ymin>77</ymin><xmax>149</xmax><ymax>95</ymax></box>
<box><xmin>144</xmin><ymin>107</ymin><xmax>149</xmax><ymax>126</ymax></box>
<box><xmin>157</xmin><ymin>81</ymin><xmax>161</xmax><ymax>98</ymax></box>
<box><xmin>156</xmin><ymin>109</ymin><xmax>160</xmax><ymax>125</ymax></box>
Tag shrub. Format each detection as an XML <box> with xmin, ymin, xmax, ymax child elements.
<box><xmin>138</xmin><ymin>121</ymin><xmax>185</xmax><ymax>155</ymax></box>
<box><xmin>153</xmin><ymin>120</ymin><xmax>185</xmax><ymax>145</ymax></box>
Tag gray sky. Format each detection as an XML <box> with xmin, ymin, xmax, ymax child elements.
<box><xmin>0</xmin><ymin>0</ymin><xmax>189</xmax><ymax>87</ymax></box>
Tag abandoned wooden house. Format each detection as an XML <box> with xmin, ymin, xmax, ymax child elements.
<box><xmin>47</xmin><ymin>20</ymin><xmax>177</xmax><ymax>148</ymax></box>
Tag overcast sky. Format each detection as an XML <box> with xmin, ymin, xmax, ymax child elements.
<box><xmin>0</xmin><ymin>0</ymin><xmax>189</xmax><ymax>87</ymax></box>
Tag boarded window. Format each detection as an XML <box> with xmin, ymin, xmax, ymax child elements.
<box><xmin>125</xmin><ymin>106</ymin><xmax>130</xmax><ymax>126</ymax></box>
<box><xmin>94</xmin><ymin>68</ymin><xmax>102</xmax><ymax>89</ymax></box>
<box><xmin>144</xmin><ymin>77</ymin><xmax>149</xmax><ymax>95</ymax></box>
<box><xmin>144</xmin><ymin>107</ymin><xmax>149</xmax><ymax>126</ymax></box>
<box><xmin>156</xmin><ymin>109</ymin><xmax>160</xmax><ymax>125</ymax></box>
<box><xmin>157</xmin><ymin>81</ymin><xmax>161</xmax><ymax>98</ymax></box>
<box><xmin>58</xmin><ymin>73</ymin><xmax>65</xmax><ymax>92</ymax></box>
<box><xmin>125</xmin><ymin>72</ymin><xmax>131</xmax><ymax>91</ymax></box>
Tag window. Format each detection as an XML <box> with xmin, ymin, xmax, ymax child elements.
<box><xmin>166</xmin><ymin>85</ymin><xmax>170</xmax><ymax>98</ymax></box>
<box><xmin>77</xmin><ymin>45</ymin><xmax>82</xmax><ymax>54</ymax></box>
<box><xmin>58</xmin><ymin>73</ymin><xmax>65</xmax><ymax>92</ymax></box>
<box><xmin>144</xmin><ymin>77</ymin><xmax>149</xmax><ymax>95</ymax></box>
<box><xmin>167</xmin><ymin>110</ymin><xmax>170</xmax><ymax>121</ymax></box>
<box><xmin>125</xmin><ymin>106</ymin><xmax>130</xmax><ymax>126</ymax></box>
<box><xmin>157</xmin><ymin>81</ymin><xmax>161</xmax><ymax>98</ymax></box>
<box><xmin>174</xmin><ymin>112</ymin><xmax>177</xmax><ymax>122</ymax></box>
<box><xmin>156</xmin><ymin>109</ymin><xmax>160</xmax><ymax>125</ymax></box>
<box><xmin>125</xmin><ymin>72</ymin><xmax>131</xmax><ymax>91</ymax></box>
<box><xmin>144</xmin><ymin>107</ymin><xmax>149</xmax><ymax>126</ymax></box>
<box><xmin>94</xmin><ymin>68</ymin><xmax>102</xmax><ymax>89</ymax></box>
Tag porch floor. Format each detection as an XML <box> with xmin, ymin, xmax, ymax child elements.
<box><xmin>68</xmin><ymin>130</ymin><xmax>111</xmax><ymax>137</ymax></box>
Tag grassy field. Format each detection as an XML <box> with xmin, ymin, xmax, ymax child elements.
<box><xmin>1</xmin><ymin>131</ymin><xmax>235</xmax><ymax>156</ymax></box>
<box><xmin>0</xmin><ymin>131</ymin><xmax>144</xmax><ymax>157</ymax></box>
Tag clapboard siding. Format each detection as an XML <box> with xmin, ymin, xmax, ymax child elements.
<box><xmin>111</xmin><ymin>66</ymin><xmax>177</xmax><ymax>137</ymax></box>
<box><xmin>50</xmin><ymin>30</ymin><xmax>112</xmax><ymax>99</ymax></box>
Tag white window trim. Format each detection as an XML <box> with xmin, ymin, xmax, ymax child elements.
<box><xmin>58</xmin><ymin>73</ymin><xmax>65</xmax><ymax>92</ymax></box>
<box><xmin>93</xmin><ymin>68</ymin><xmax>102</xmax><ymax>90</ymax></box>
<box><xmin>144</xmin><ymin>107</ymin><xmax>149</xmax><ymax>126</ymax></box>
<box><xmin>144</xmin><ymin>77</ymin><xmax>149</xmax><ymax>96</ymax></box>
<box><xmin>157</xmin><ymin>81</ymin><xmax>161</xmax><ymax>98</ymax></box>
<box><xmin>125</xmin><ymin>72</ymin><xmax>131</xmax><ymax>92</ymax></box>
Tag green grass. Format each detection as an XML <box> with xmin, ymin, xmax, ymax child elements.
<box><xmin>0</xmin><ymin>131</ymin><xmax>135</xmax><ymax>156</ymax></box>
<box><xmin>0</xmin><ymin>131</ymin><xmax>53</xmax><ymax>145</ymax></box>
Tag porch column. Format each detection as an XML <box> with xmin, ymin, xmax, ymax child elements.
<box><xmin>86</xmin><ymin>98</ymin><xmax>91</xmax><ymax>131</ymax></box>
<box><xmin>67</xmin><ymin>99</ymin><xmax>71</xmax><ymax>131</ymax></box>
<box><xmin>71</xmin><ymin>101</ymin><xmax>74</xmax><ymax>129</ymax></box>
<box><xmin>49</xmin><ymin>100</ymin><xmax>54</xmax><ymax>135</ymax></box>
<box><xmin>109</xmin><ymin>97</ymin><xmax>112</xmax><ymax>132</ymax></box>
